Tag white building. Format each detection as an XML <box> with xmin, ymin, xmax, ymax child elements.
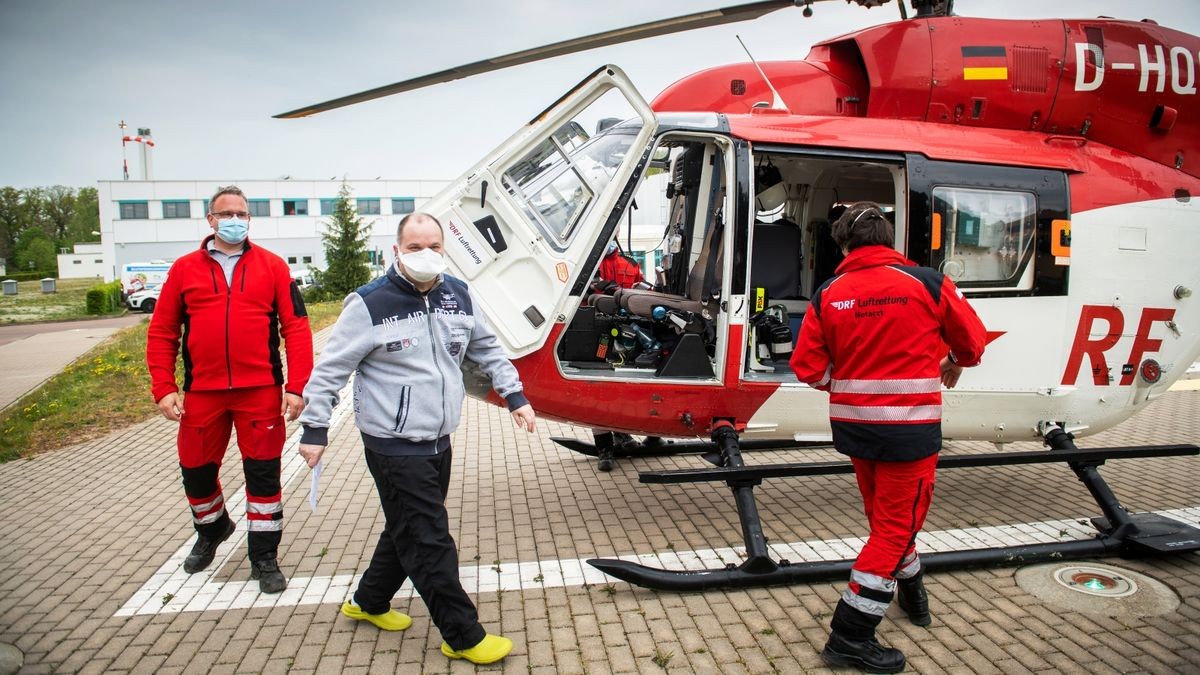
<box><xmin>96</xmin><ymin>176</ymin><xmax>671</xmax><ymax>283</ymax></box>
<box><xmin>56</xmin><ymin>243</ymin><xmax>106</xmax><ymax>279</ymax></box>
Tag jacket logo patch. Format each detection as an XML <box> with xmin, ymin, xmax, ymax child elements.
<box><xmin>448</xmin><ymin>342</ymin><xmax>463</xmax><ymax>357</ymax></box>
<box><xmin>386</xmin><ymin>337</ymin><xmax>419</xmax><ymax>352</ymax></box>
<box><xmin>439</xmin><ymin>295</ymin><xmax>459</xmax><ymax>311</ymax></box>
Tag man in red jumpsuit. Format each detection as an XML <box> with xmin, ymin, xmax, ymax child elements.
<box><xmin>147</xmin><ymin>185</ymin><xmax>313</xmax><ymax>593</ymax></box>
<box><xmin>790</xmin><ymin>202</ymin><xmax>987</xmax><ymax>673</ymax></box>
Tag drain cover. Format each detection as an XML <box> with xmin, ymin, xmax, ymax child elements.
<box><xmin>1053</xmin><ymin>565</ymin><xmax>1137</xmax><ymax>598</ymax></box>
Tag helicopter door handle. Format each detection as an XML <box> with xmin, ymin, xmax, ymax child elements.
<box><xmin>480</xmin><ymin>180</ymin><xmax>488</xmax><ymax>205</ymax></box>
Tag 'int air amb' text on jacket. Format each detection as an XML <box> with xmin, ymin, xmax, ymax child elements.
<box><xmin>789</xmin><ymin>245</ymin><xmax>987</xmax><ymax>461</ymax></box>
<box><xmin>146</xmin><ymin>235</ymin><xmax>313</xmax><ymax>403</ymax></box>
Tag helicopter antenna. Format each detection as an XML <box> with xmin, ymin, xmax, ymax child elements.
<box><xmin>735</xmin><ymin>34</ymin><xmax>790</xmax><ymax>113</ymax></box>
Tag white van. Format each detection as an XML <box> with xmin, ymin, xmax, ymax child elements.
<box><xmin>120</xmin><ymin>261</ymin><xmax>172</xmax><ymax>295</ymax></box>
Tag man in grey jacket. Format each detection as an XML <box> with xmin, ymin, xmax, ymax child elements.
<box><xmin>298</xmin><ymin>212</ymin><xmax>536</xmax><ymax>666</ymax></box>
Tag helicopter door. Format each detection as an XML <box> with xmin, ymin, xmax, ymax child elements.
<box><xmin>419</xmin><ymin>65</ymin><xmax>658</xmax><ymax>358</ymax></box>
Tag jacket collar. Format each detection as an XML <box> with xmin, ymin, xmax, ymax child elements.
<box><xmin>835</xmin><ymin>245</ymin><xmax>914</xmax><ymax>274</ymax></box>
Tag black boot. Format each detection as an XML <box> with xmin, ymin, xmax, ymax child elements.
<box><xmin>250</xmin><ymin>558</ymin><xmax>287</xmax><ymax>594</ymax></box>
<box><xmin>183</xmin><ymin>518</ymin><xmax>235</xmax><ymax>574</ymax></box>
<box><xmin>897</xmin><ymin>571</ymin><xmax>931</xmax><ymax>627</ymax></box>
<box><xmin>595</xmin><ymin>431</ymin><xmax>617</xmax><ymax>471</ymax></box>
<box><xmin>823</xmin><ymin>599</ymin><xmax>906</xmax><ymax>673</ymax></box>
<box><xmin>821</xmin><ymin>630</ymin><xmax>907</xmax><ymax>673</ymax></box>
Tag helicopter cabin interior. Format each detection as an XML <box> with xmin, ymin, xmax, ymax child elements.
<box><xmin>556</xmin><ymin>133</ymin><xmax>1063</xmax><ymax>384</ymax></box>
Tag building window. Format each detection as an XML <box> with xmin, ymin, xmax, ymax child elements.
<box><xmin>282</xmin><ymin>199</ymin><xmax>309</xmax><ymax>216</ymax></box>
<box><xmin>302</xmin><ymin>255</ymin><xmax>313</xmax><ymax>264</ymax></box>
<box><xmin>392</xmin><ymin>197</ymin><xmax>415</xmax><ymax>215</ymax></box>
<box><xmin>162</xmin><ymin>201</ymin><xmax>191</xmax><ymax>219</ymax></box>
<box><xmin>357</xmin><ymin>198</ymin><xmax>380</xmax><ymax>215</ymax></box>
<box><xmin>202</xmin><ymin>199</ymin><xmax>209</xmax><ymax>215</ymax></box>
<box><xmin>72</xmin><ymin>260</ymin><xmax>82</xmax><ymax>265</ymax></box>
<box><xmin>249</xmin><ymin>200</ymin><xmax>271</xmax><ymax>217</ymax></box>
<box><xmin>287</xmin><ymin>256</ymin><xmax>298</xmax><ymax>264</ymax></box>
<box><xmin>119</xmin><ymin>201</ymin><xmax>149</xmax><ymax>219</ymax></box>
<box><xmin>320</xmin><ymin>198</ymin><xmax>337</xmax><ymax>216</ymax></box>
<box><xmin>94</xmin><ymin>259</ymin><xmax>103</xmax><ymax>263</ymax></box>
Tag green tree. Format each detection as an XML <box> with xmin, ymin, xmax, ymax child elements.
<box><xmin>318</xmin><ymin>182</ymin><xmax>372</xmax><ymax>297</ymax></box>
<box><xmin>68</xmin><ymin>187</ymin><xmax>100</xmax><ymax>243</ymax></box>
<box><xmin>14</xmin><ymin>228</ymin><xmax>57</xmax><ymax>274</ymax></box>
<box><xmin>43</xmin><ymin>186</ymin><xmax>77</xmax><ymax>242</ymax></box>
<box><xmin>0</xmin><ymin>187</ymin><xmax>22</xmax><ymax>262</ymax></box>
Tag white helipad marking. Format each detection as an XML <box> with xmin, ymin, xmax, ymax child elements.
<box><xmin>114</xmin><ymin>378</ymin><xmax>1200</xmax><ymax>616</ymax></box>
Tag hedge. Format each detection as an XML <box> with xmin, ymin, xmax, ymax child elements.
<box><xmin>85</xmin><ymin>280</ymin><xmax>124</xmax><ymax>315</ymax></box>
<box><xmin>1</xmin><ymin>270</ymin><xmax>56</xmax><ymax>282</ymax></box>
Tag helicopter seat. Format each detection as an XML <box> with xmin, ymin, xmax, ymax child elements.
<box><xmin>588</xmin><ymin>293</ymin><xmax>620</xmax><ymax>315</ymax></box>
<box><xmin>613</xmin><ymin>214</ymin><xmax>722</xmax><ymax>333</ymax></box>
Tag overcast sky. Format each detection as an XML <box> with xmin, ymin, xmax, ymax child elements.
<box><xmin>2</xmin><ymin>0</ymin><xmax>1198</xmax><ymax>189</ymax></box>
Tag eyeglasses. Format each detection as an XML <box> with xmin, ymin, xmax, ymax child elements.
<box><xmin>210</xmin><ymin>211</ymin><xmax>250</xmax><ymax>219</ymax></box>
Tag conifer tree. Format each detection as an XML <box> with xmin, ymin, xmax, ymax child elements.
<box><xmin>318</xmin><ymin>182</ymin><xmax>372</xmax><ymax>297</ymax></box>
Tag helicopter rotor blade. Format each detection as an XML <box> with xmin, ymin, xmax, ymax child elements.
<box><xmin>274</xmin><ymin>0</ymin><xmax>807</xmax><ymax>119</ymax></box>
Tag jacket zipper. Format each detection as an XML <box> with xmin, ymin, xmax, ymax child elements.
<box><xmin>424</xmin><ymin>294</ymin><xmax>447</xmax><ymax>437</ymax></box>
<box><xmin>223</xmin><ymin>254</ymin><xmax>246</xmax><ymax>389</ymax></box>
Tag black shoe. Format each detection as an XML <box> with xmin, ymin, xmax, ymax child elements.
<box><xmin>183</xmin><ymin>519</ymin><xmax>235</xmax><ymax>574</ymax></box>
<box><xmin>597</xmin><ymin>446</ymin><xmax>615</xmax><ymax>472</ymax></box>
<box><xmin>821</xmin><ymin>630</ymin><xmax>906</xmax><ymax>673</ymax></box>
<box><xmin>250</xmin><ymin>558</ymin><xmax>288</xmax><ymax>594</ymax></box>
<box><xmin>897</xmin><ymin>572</ymin><xmax>931</xmax><ymax>627</ymax></box>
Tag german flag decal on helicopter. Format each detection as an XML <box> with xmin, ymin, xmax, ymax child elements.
<box><xmin>961</xmin><ymin>46</ymin><xmax>1008</xmax><ymax>80</ymax></box>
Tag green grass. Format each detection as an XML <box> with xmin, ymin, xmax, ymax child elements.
<box><xmin>0</xmin><ymin>277</ymin><xmax>121</xmax><ymax>324</ymax></box>
<box><xmin>0</xmin><ymin>300</ymin><xmax>343</xmax><ymax>463</ymax></box>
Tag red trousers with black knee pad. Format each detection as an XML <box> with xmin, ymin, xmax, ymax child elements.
<box><xmin>833</xmin><ymin>453</ymin><xmax>938</xmax><ymax>636</ymax></box>
<box><xmin>177</xmin><ymin>385</ymin><xmax>286</xmax><ymax>562</ymax></box>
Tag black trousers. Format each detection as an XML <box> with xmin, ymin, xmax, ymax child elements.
<box><xmin>355</xmin><ymin>446</ymin><xmax>485</xmax><ymax>651</ymax></box>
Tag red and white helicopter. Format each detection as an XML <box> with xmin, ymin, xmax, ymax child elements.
<box><xmin>279</xmin><ymin>0</ymin><xmax>1200</xmax><ymax>589</ymax></box>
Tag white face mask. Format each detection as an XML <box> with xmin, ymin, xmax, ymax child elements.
<box><xmin>398</xmin><ymin>247</ymin><xmax>446</xmax><ymax>283</ymax></box>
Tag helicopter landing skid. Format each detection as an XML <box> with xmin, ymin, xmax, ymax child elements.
<box><xmin>550</xmin><ymin>435</ymin><xmax>831</xmax><ymax>459</ymax></box>
<box><xmin>587</xmin><ymin>423</ymin><xmax>1200</xmax><ymax>591</ymax></box>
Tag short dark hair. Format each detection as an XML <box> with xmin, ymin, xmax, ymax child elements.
<box><xmin>831</xmin><ymin>201</ymin><xmax>894</xmax><ymax>251</ymax></box>
<box><xmin>208</xmin><ymin>185</ymin><xmax>248</xmax><ymax>212</ymax></box>
<box><xmin>396</xmin><ymin>211</ymin><xmax>442</xmax><ymax>242</ymax></box>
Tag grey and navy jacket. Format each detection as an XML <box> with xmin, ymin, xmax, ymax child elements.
<box><xmin>299</xmin><ymin>265</ymin><xmax>529</xmax><ymax>455</ymax></box>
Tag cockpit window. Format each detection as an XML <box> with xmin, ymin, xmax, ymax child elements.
<box><xmin>499</xmin><ymin>88</ymin><xmax>643</xmax><ymax>248</ymax></box>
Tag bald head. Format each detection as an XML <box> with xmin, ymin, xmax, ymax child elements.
<box><xmin>397</xmin><ymin>212</ymin><xmax>442</xmax><ymax>248</ymax></box>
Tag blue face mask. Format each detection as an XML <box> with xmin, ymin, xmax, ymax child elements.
<box><xmin>216</xmin><ymin>217</ymin><xmax>249</xmax><ymax>245</ymax></box>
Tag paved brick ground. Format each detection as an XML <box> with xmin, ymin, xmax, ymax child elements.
<box><xmin>1</xmin><ymin>331</ymin><xmax>1198</xmax><ymax>673</ymax></box>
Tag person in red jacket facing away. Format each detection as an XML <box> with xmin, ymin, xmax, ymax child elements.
<box><xmin>790</xmin><ymin>202</ymin><xmax>986</xmax><ymax>673</ymax></box>
<box><xmin>146</xmin><ymin>185</ymin><xmax>313</xmax><ymax>594</ymax></box>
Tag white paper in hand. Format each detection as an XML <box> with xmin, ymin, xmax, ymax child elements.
<box><xmin>309</xmin><ymin>459</ymin><xmax>322</xmax><ymax>512</ymax></box>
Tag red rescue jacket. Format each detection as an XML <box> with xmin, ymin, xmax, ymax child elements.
<box><xmin>790</xmin><ymin>246</ymin><xmax>987</xmax><ymax>461</ymax></box>
<box><xmin>147</xmin><ymin>236</ymin><xmax>313</xmax><ymax>403</ymax></box>
<box><xmin>597</xmin><ymin>250</ymin><xmax>646</xmax><ymax>290</ymax></box>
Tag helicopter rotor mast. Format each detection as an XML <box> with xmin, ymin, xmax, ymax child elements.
<box><xmin>273</xmin><ymin>1</ymin><xmax>905</xmax><ymax>119</ymax></box>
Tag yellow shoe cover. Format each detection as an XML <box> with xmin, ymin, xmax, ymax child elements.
<box><xmin>340</xmin><ymin>600</ymin><xmax>412</xmax><ymax>631</ymax></box>
<box><xmin>441</xmin><ymin>634</ymin><xmax>514</xmax><ymax>664</ymax></box>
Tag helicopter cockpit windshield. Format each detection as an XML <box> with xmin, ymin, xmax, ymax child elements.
<box><xmin>502</xmin><ymin>119</ymin><xmax>642</xmax><ymax>251</ymax></box>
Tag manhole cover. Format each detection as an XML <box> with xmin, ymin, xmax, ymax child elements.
<box><xmin>1053</xmin><ymin>565</ymin><xmax>1137</xmax><ymax>598</ymax></box>
<box><xmin>1015</xmin><ymin>562</ymin><xmax>1179</xmax><ymax>619</ymax></box>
